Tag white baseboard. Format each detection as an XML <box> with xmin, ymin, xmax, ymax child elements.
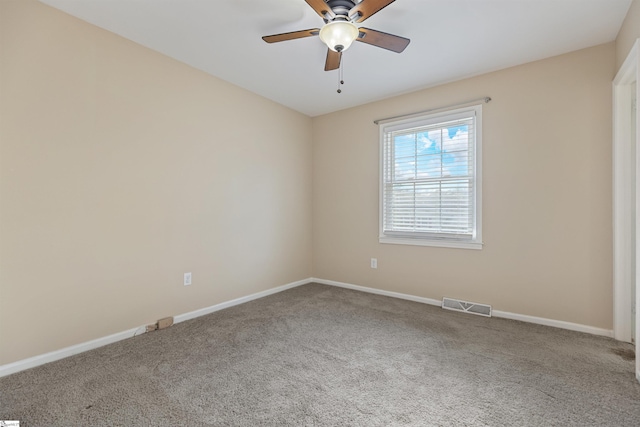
<box><xmin>0</xmin><ymin>326</ymin><xmax>144</xmax><ymax>378</ymax></box>
<box><xmin>1</xmin><ymin>276</ymin><xmax>615</xmax><ymax>377</ymax></box>
<box><xmin>312</xmin><ymin>277</ymin><xmax>614</xmax><ymax>338</ymax></box>
<box><xmin>0</xmin><ymin>278</ymin><xmax>313</xmax><ymax>378</ymax></box>
<box><xmin>174</xmin><ymin>278</ymin><xmax>311</xmax><ymax>324</ymax></box>
<box><xmin>492</xmin><ymin>309</ymin><xmax>613</xmax><ymax>338</ymax></box>
<box><xmin>312</xmin><ymin>278</ymin><xmax>442</xmax><ymax>307</ymax></box>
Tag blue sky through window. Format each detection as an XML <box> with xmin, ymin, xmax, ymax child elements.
<box><xmin>394</xmin><ymin>124</ymin><xmax>470</xmax><ymax>180</ymax></box>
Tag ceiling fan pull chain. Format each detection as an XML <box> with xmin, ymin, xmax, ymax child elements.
<box><xmin>337</xmin><ymin>55</ymin><xmax>344</xmax><ymax>94</ymax></box>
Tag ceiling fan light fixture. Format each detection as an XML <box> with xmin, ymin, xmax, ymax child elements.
<box><xmin>319</xmin><ymin>20</ymin><xmax>359</xmax><ymax>52</ymax></box>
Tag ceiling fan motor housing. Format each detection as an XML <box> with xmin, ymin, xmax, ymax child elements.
<box><xmin>324</xmin><ymin>0</ymin><xmax>358</xmax><ymax>22</ymax></box>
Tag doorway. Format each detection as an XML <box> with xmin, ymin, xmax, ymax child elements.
<box><xmin>613</xmin><ymin>39</ymin><xmax>640</xmax><ymax>383</ymax></box>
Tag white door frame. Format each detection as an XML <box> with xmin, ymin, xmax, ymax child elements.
<box><xmin>613</xmin><ymin>38</ymin><xmax>640</xmax><ymax>382</ymax></box>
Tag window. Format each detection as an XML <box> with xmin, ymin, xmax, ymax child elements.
<box><xmin>379</xmin><ymin>105</ymin><xmax>482</xmax><ymax>249</ymax></box>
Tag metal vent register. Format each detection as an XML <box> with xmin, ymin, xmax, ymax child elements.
<box><xmin>442</xmin><ymin>297</ymin><xmax>492</xmax><ymax>317</ymax></box>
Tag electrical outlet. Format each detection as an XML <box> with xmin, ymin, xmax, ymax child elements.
<box><xmin>184</xmin><ymin>272</ymin><xmax>192</xmax><ymax>286</ymax></box>
<box><xmin>371</xmin><ymin>258</ymin><xmax>377</xmax><ymax>269</ymax></box>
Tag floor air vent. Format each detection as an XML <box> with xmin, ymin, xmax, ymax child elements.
<box><xmin>442</xmin><ymin>297</ymin><xmax>492</xmax><ymax>317</ymax></box>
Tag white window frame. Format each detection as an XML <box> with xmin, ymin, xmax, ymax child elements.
<box><xmin>379</xmin><ymin>104</ymin><xmax>483</xmax><ymax>250</ymax></box>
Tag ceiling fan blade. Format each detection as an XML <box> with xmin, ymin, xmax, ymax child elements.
<box><xmin>356</xmin><ymin>27</ymin><xmax>410</xmax><ymax>53</ymax></box>
<box><xmin>349</xmin><ymin>0</ymin><xmax>396</xmax><ymax>23</ymax></box>
<box><xmin>305</xmin><ymin>0</ymin><xmax>335</xmax><ymax>20</ymax></box>
<box><xmin>262</xmin><ymin>29</ymin><xmax>321</xmax><ymax>43</ymax></box>
<box><xmin>324</xmin><ymin>49</ymin><xmax>342</xmax><ymax>71</ymax></box>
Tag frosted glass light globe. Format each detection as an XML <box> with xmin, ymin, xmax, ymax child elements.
<box><xmin>319</xmin><ymin>21</ymin><xmax>359</xmax><ymax>52</ymax></box>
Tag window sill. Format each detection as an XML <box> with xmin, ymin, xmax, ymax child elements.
<box><xmin>379</xmin><ymin>236</ymin><xmax>483</xmax><ymax>250</ymax></box>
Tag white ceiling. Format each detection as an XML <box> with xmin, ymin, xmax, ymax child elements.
<box><xmin>40</xmin><ymin>0</ymin><xmax>632</xmax><ymax>117</ymax></box>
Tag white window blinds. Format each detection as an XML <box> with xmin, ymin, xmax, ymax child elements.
<box><xmin>380</xmin><ymin>105</ymin><xmax>482</xmax><ymax>249</ymax></box>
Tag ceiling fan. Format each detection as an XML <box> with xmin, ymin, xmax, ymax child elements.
<box><xmin>262</xmin><ymin>0</ymin><xmax>410</xmax><ymax>72</ymax></box>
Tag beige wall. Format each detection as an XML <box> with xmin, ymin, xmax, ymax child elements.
<box><xmin>616</xmin><ymin>0</ymin><xmax>640</xmax><ymax>71</ymax></box>
<box><xmin>312</xmin><ymin>43</ymin><xmax>615</xmax><ymax>329</ymax></box>
<box><xmin>0</xmin><ymin>0</ymin><xmax>313</xmax><ymax>365</ymax></box>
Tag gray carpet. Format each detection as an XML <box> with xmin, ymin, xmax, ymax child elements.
<box><xmin>1</xmin><ymin>283</ymin><xmax>639</xmax><ymax>426</ymax></box>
